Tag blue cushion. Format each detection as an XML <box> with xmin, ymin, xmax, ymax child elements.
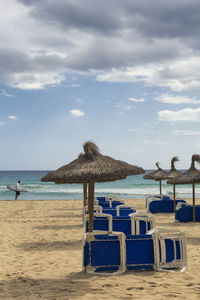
<box><xmin>126</xmin><ymin>235</ymin><xmax>154</xmax><ymax>269</ymax></box>
<box><xmin>176</xmin><ymin>204</ymin><xmax>200</xmax><ymax>222</ymax></box>
<box><xmin>149</xmin><ymin>199</ymin><xmax>186</xmax><ymax>213</ymax></box>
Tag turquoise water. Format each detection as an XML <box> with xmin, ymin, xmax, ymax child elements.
<box><xmin>0</xmin><ymin>170</ymin><xmax>199</xmax><ymax>200</ymax></box>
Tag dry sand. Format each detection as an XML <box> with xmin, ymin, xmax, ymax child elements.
<box><xmin>0</xmin><ymin>198</ymin><xmax>200</xmax><ymax>300</ymax></box>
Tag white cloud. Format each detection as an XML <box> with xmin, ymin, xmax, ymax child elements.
<box><xmin>71</xmin><ymin>84</ymin><xmax>80</xmax><ymax>87</ymax></box>
<box><xmin>12</xmin><ymin>72</ymin><xmax>65</xmax><ymax>90</ymax></box>
<box><xmin>128</xmin><ymin>128</ymin><xmax>155</xmax><ymax>133</ymax></box>
<box><xmin>0</xmin><ymin>122</ymin><xmax>5</xmax><ymax>126</ymax></box>
<box><xmin>128</xmin><ymin>97</ymin><xmax>145</xmax><ymax>102</ymax></box>
<box><xmin>97</xmin><ymin>66</ymin><xmax>154</xmax><ymax>83</ymax></box>
<box><xmin>76</xmin><ymin>98</ymin><xmax>82</xmax><ymax>103</ymax></box>
<box><xmin>139</xmin><ymin>139</ymin><xmax>167</xmax><ymax>145</ymax></box>
<box><xmin>158</xmin><ymin>107</ymin><xmax>200</xmax><ymax>122</ymax></box>
<box><xmin>8</xmin><ymin>115</ymin><xmax>18</xmax><ymax>120</ymax></box>
<box><xmin>128</xmin><ymin>128</ymin><xmax>137</xmax><ymax>132</ymax></box>
<box><xmin>115</xmin><ymin>103</ymin><xmax>135</xmax><ymax>112</ymax></box>
<box><xmin>64</xmin><ymin>84</ymin><xmax>81</xmax><ymax>88</ymax></box>
<box><xmin>70</xmin><ymin>109</ymin><xmax>85</xmax><ymax>117</ymax></box>
<box><xmin>173</xmin><ymin>129</ymin><xmax>200</xmax><ymax>136</ymax></box>
<box><xmin>96</xmin><ymin>57</ymin><xmax>200</xmax><ymax>92</ymax></box>
<box><xmin>0</xmin><ymin>89</ymin><xmax>14</xmax><ymax>97</ymax></box>
<box><xmin>155</xmin><ymin>94</ymin><xmax>200</xmax><ymax>104</ymax></box>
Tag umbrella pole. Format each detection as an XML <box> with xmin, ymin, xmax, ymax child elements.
<box><xmin>88</xmin><ymin>181</ymin><xmax>94</xmax><ymax>232</ymax></box>
<box><xmin>192</xmin><ymin>183</ymin><xmax>196</xmax><ymax>222</ymax></box>
<box><xmin>159</xmin><ymin>181</ymin><xmax>162</xmax><ymax>195</ymax></box>
<box><xmin>83</xmin><ymin>183</ymin><xmax>87</xmax><ymax>206</ymax></box>
<box><xmin>173</xmin><ymin>184</ymin><xmax>176</xmax><ymax>212</ymax></box>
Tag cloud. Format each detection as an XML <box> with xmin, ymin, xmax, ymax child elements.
<box><xmin>115</xmin><ymin>103</ymin><xmax>135</xmax><ymax>113</ymax></box>
<box><xmin>96</xmin><ymin>57</ymin><xmax>200</xmax><ymax>91</ymax></box>
<box><xmin>173</xmin><ymin>129</ymin><xmax>200</xmax><ymax>136</ymax></box>
<box><xmin>155</xmin><ymin>94</ymin><xmax>200</xmax><ymax>104</ymax></box>
<box><xmin>128</xmin><ymin>128</ymin><xmax>155</xmax><ymax>133</ymax></box>
<box><xmin>128</xmin><ymin>97</ymin><xmax>145</xmax><ymax>102</ymax></box>
<box><xmin>0</xmin><ymin>89</ymin><xmax>14</xmax><ymax>97</ymax></box>
<box><xmin>70</xmin><ymin>109</ymin><xmax>85</xmax><ymax>117</ymax></box>
<box><xmin>76</xmin><ymin>98</ymin><xmax>82</xmax><ymax>103</ymax></box>
<box><xmin>139</xmin><ymin>139</ymin><xmax>167</xmax><ymax>145</ymax></box>
<box><xmin>128</xmin><ymin>128</ymin><xmax>138</xmax><ymax>132</ymax></box>
<box><xmin>8</xmin><ymin>115</ymin><xmax>18</xmax><ymax>120</ymax></box>
<box><xmin>158</xmin><ymin>107</ymin><xmax>200</xmax><ymax>122</ymax></box>
<box><xmin>64</xmin><ymin>83</ymin><xmax>81</xmax><ymax>88</ymax></box>
<box><xmin>1</xmin><ymin>0</ymin><xmax>200</xmax><ymax>90</ymax></box>
<box><xmin>0</xmin><ymin>122</ymin><xmax>5</xmax><ymax>126</ymax></box>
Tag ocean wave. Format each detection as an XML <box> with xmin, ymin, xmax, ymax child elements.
<box><xmin>2</xmin><ymin>184</ymin><xmax>200</xmax><ymax>196</ymax></box>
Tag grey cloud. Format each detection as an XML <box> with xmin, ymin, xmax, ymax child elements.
<box><xmin>65</xmin><ymin>38</ymin><xmax>185</xmax><ymax>72</ymax></box>
<box><xmin>18</xmin><ymin>0</ymin><xmax>200</xmax><ymax>41</ymax></box>
<box><xmin>2</xmin><ymin>0</ymin><xmax>200</xmax><ymax>89</ymax></box>
<box><xmin>18</xmin><ymin>0</ymin><xmax>122</xmax><ymax>34</ymax></box>
<box><xmin>0</xmin><ymin>48</ymin><xmax>31</xmax><ymax>73</ymax></box>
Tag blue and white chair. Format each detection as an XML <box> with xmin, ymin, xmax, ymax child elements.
<box><xmin>85</xmin><ymin>212</ymin><xmax>155</xmax><ymax>236</ymax></box>
<box><xmin>83</xmin><ymin>228</ymin><xmax>187</xmax><ymax>275</ymax></box>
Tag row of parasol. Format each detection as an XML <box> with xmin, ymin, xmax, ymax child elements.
<box><xmin>143</xmin><ymin>155</ymin><xmax>200</xmax><ymax>222</ymax></box>
<box><xmin>41</xmin><ymin>141</ymin><xmax>200</xmax><ymax>229</ymax></box>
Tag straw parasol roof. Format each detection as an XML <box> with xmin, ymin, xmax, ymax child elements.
<box><xmin>167</xmin><ymin>155</ymin><xmax>200</xmax><ymax>185</ymax></box>
<box><xmin>143</xmin><ymin>162</ymin><xmax>169</xmax><ymax>180</ymax></box>
<box><xmin>167</xmin><ymin>154</ymin><xmax>200</xmax><ymax>221</ymax></box>
<box><xmin>143</xmin><ymin>162</ymin><xmax>169</xmax><ymax>195</ymax></box>
<box><xmin>167</xmin><ymin>156</ymin><xmax>182</xmax><ymax>179</ymax></box>
<box><xmin>42</xmin><ymin>142</ymin><xmax>144</xmax><ymax>184</ymax></box>
<box><xmin>41</xmin><ymin>141</ymin><xmax>145</xmax><ymax>231</ymax></box>
<box><xmin>166</xmin><ymin>156</ymin><xmax>182</xmax><ymax>211</ymax></box>
<box><xmin>190</xmin><ymin>173</ymin><xmax>200</xmax><ymax>184</ymax></box>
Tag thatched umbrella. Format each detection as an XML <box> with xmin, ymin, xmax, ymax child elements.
<box><xmin>166</xmin><ymin>156</ymin><xmax>182</xmax><ymax>211</ymax></box>
<box><xmin>41</xmin><ymin>141</ymin><xmax>145</xmax><ymax>232</ymax></box>
<box><xmin>167</xmin><ymin>154</ymin><xmax>200</xmax><ymax>222</ymax></box>
<box><xmin>143</xmin><ymin>162</ymin><xmax>169</xmax><ymax>195</ymax></box>
<box><xmin>41</xmin><ymin>165</ymin><xmax>89</xmax><ymax>206</ymax></box>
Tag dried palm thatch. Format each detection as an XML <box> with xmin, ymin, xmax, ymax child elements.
<box><xmin>42</xmin><ymin>142</ymin><xmax>144</xmax><ymax>184</ymax></box>
<box><xmin>143</xmin><ymin>162</ymin><xmax>160</xmax><ymax>180</ymax></box>
<box><xmin>167</xmin><ymin>154</ymin><xmax>200</xmax><ymax>222</ymax></box>
<box><xmin>143</xmin><ymin>162</ymin><xmax>169</xmax><ymax>194</ymax></box>
<box><xmin>167</xmin><ymin>155</ymin><xmax>200</xmax><ymax>184</ymax></box>
<box><xmin>41</xmin><ymin>141</ymin><xmax>145</xmax><ymax>231</ymax></box>
<box><xmin>166</xmin><ymin>156</ymin><xmax>182</xmax><ymax>211</ymax></box>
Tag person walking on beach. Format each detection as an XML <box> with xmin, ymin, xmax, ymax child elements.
<box><xmin>15</xmin><ymin>180</ymin><xmax>21</xmax><ymax>200</ymax></box>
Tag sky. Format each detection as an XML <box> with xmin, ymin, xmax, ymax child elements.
<box><xmin>1</xmin><ymin>0</ymin><xmax>200</xmax><ymax>170</ymax></box>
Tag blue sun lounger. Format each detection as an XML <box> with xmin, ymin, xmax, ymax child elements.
<box><xmin>83</xmin><ymin>228</ymin><xmax>187</xmax><ymax>274</ymax></box>
<box><xmin>102</xmin><ymin>205</ymin><xmax>135</xmax><ymax>217</ymax></box>
<box><xmin>175</xmin><ymin>203</ymin><xmax>200</xmax><ymax>222</ymax></box>
<box><xmin>145</xmin><ymin>194</ymin><xmax>172</xmax><ymax>208</ymax></box>
<box><xmin>85</xmin><ymin>212</ymin><xmax>155</xmax><ymax>235</ymax></box>
<box><xmin>147</xmin><ymin>198</ymin><xmax>186</xmax><ymax>213</ymax></box>
<box><xmin>96</xmin><ymin>196</ymin><xmax>124</xmax><ymax>208</ymax></box>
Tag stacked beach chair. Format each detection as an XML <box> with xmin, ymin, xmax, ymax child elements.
<box><xmin>175</xmin><ymin>202</ymin><xmax>200</xmax><ymax>222</ymax></box>
<box><xmin>146</xmin><ymin>194</ymin><xmax>186</xmax><ymax>213</ymax></box>
<box><xmin>83</xmin><ymin>195</ymin><xmax>187</xmax><ymax>274</ymax></box>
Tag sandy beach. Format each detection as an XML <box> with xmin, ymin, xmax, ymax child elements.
<box><xmin>1</xmin><ymin>198</ymin><xmax>200</xmax><ymax>300</ymax></box>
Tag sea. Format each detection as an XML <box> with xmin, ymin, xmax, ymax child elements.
<box><xmin>1</xmin><ymin>170</ymin><xmax>200</xmax><ymax>201</ymax></box>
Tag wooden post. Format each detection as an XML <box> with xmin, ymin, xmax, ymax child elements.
<box><xmin>173</xmin><ymin>184</ymin><xmax>176</xmax><ymax>212</ymax></box>
<box><xmin>159</xmin><ymin>180</ymin><xmax>162</xmax><ymax>195</ymax></box>
<box><xmin>83</xmin><ymin>183</ymin><xmax>87</xmax><ymax>206</ymax></box>
<box><xmin>88</xmin><ymin>181</ymin><xmax>95</xmax><ymax>232</ymax></box>
<box><xmin>192</xmin><ymin>183</ymin><xmax>196</xmax><ymax>222</ymax></box>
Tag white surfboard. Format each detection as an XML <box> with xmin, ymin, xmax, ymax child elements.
<box><xmin>7</xmin><ymin>185</ymin><xmax>28</xmax><ymax>192</ymax></box>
